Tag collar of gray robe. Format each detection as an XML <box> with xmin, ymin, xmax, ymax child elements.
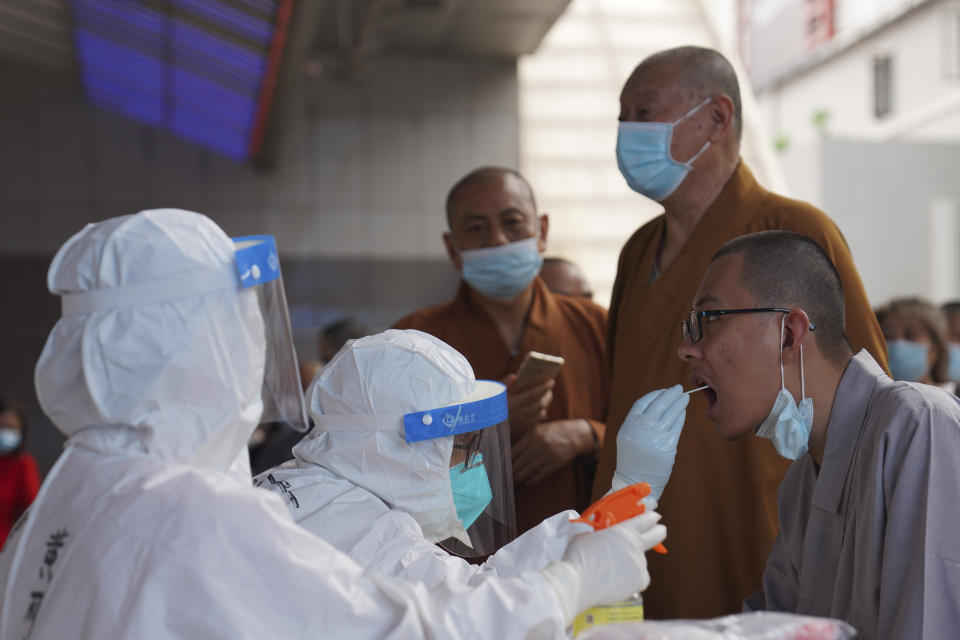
<box><xmin>812</xmin><ymin>349</ymin><xmax>885</xmax><ymax>514</ymax></box>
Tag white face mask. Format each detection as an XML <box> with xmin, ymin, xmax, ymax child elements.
<box><xmin>756</xmin><ymin>315</ymin><xmax>814</xmax><ymax>460</ymax></box>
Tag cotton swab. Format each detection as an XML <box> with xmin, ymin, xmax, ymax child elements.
<box><xmin>684</xmin><ymin>385</ymin><xmax>709</xmax><ymax>395</ymax></box>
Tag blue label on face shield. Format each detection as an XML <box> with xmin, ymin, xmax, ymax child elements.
<box><xmin>403</xmin><ymin>384</ymin><xmax>507</xmax><ymax>443</ymax></box>
<box><xmin>232</xmin><ymin>235</ymin><xmax>281</xmax><ymax>288</ymax></box>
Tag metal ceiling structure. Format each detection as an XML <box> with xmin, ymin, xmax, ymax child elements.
<box><xmin>0</xmin><ymin>0</ymin><xmax>572</xmax><ymax>160</ymax></box>
<box><xmin>323</xmin><ymin>0</ymin><xmax>572</xmax><ymax>59</ymax></box>
<box><xmin>0</xmin><ymin>0</ymin><xmax>75</xmax><ymax>74</ymax></box>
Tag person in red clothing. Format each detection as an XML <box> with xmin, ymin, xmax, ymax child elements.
<box><xmin>0</xmin><ymin>396</ymin><xmax>40</xmax><ymax>548</ymax></box>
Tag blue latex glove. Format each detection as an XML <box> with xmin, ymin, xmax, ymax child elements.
<box><xmin>611</xmin><ymin>385</ymin><xmax>689</xmax><ymax>501</ymax></box>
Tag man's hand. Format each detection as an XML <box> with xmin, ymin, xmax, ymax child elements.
<box><xmin>512</xmin><ymin>419</ymin><xmax>594</xmax><ymax>485</ymax></box>
<box><xmin>501</xmin><ymin>373</ymin><xmax>555</xmax><ymax>440</ymax></box>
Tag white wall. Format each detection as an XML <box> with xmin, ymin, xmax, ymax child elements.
<box><xmin>750</xmin><ymin>2</ymin><xmax>960</xmax><ymax>308</ymax></box>
<box><xmin>819</xmin><ymin>138</ymin><xmax>960</xmax><ymax>305</ymax></box>
<box><xmin>758</xmin><ymin>1</ymin><xmax>960</xmax><ymax>148</ymax></box>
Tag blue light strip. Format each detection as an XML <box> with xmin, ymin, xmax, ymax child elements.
<box><xmin>70</xmin><ymin>0</ymin><xmax>283</xmax><ymax>161</ymax></box>
<box><xmin>174</xmin><ymin>0</ymin><xmax>273</xmax><ymax>45</ymax></box>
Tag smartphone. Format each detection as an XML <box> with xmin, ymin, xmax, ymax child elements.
<box><xmin>514</xmin><ymin>351</ymin><xmax>565</xmax><ymax>384</ymax></box>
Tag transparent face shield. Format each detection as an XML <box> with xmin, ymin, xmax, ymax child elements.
<box><xmin>233</xmin><ymin>236</ymin><xmax>309</xmax><ymax>433</ymax></box>
<box><xmin>402</xmin><ymin>380</ymin><xmax>517</xmax><ymax>557</ymax></box>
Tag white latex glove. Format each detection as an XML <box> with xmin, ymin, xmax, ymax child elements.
<box><xmin>540</xmin><ymin>511</ymin><xmax>667</xmax><ymax>625</ymax></box>
<box><xmin>611</xmin><ymin>385</ymin><xmax>689</xmax><ymax>500</ymax></box>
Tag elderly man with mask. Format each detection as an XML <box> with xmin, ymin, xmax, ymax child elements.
<box><xmin>395</xmin><ymin>166</ymin><xmax>608</xmax><ymax>534</ymax></box>
<box><xmin>678</xmin><ymin>230</ymin><xmax>960</xmax><ymax>638</ymax></box>
<box><xmin>0</xmin><ymin>209</ymin><xmax>666</xmax><ymax>639</ymax></box>
<box><xmin>256</xmin><ymin>328</ymin><xmax>684</xmax><ymax>600</ymax></box>
<box><xmin>596</xmin><ymin>45</ymin><xmax>890</xmax><ymax>619</ymax></box>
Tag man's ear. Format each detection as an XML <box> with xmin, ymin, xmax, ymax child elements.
<box><xmin>708</xmin><ymin>93</ymin><xmax>735</xmax><ymax>142</ymax></box>
<box><xmin>443</xmin><ymin>232</ymin><xmax>462</xmax><ymax>272</ymax></box>
<box><xmin>782</xmin><ymin>309</ymin><xmax>813</xmax><ymax>356</ymax></box>
<box><xmin>537</xmin><ymin>213</ymin><xmax>549</xmax><ymax>254</ymax></box>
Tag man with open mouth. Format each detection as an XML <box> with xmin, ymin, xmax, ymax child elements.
<box><xmin>677</xmin><ymin>229</ymin><xmax>960</xmax><ymax>639</ymax></box>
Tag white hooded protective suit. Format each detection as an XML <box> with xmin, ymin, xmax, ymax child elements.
<box><xmin>255</xmin><ymin>329</ymin><xmax>592</xmax><ymax>592</ymax></box>
<box><xmin>0</xmin><ymin>210</ymin><xmax>568</xmax><ymax>640</ymax></box>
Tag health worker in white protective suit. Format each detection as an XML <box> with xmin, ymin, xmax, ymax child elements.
<box><xmin>0</xmin><ymin>209</ymin><xmax>666</xmax><ymax>640</ymax></box>
<box><xmin>255</xmin><ymin>328</ymin><xmax>684</xmax><ymax>599</ymax></box>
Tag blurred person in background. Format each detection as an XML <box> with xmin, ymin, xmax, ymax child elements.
<box><xmin>298</xmin><ymin>360</ymin><xmax>323</xmax><ymax>390</ymax></box>
<box><xmin>876</xmin><ymin>298</ymin><xmax>953</xmax><ymax>392</ymax></box>
<box><xmin>598</xmin><ymin>45</ymin><xmax>889</xmax><ymax>619</ymax></box>
<box><xmin>249</xmin><ymin>318</ymin><xmax>363</xmax><ymax>474</ymax></box>
<box><xmin>0</xmin><ymin>396</ymin><xmax>39</xmax><ymax>549</ymax></box>
<box><xmin>319</xmin><ymin>316</ymin><xmax>368</xmax><ymax>363</ymax></box>
<box><xmin>540</xmin><ymin>257</ymin><xmax>594</xmax><ymax>300</ymax></box>
<box><xmin>394</xmin><ymin>166</ymin><xmax>608</xmax><ymax>534</ymax></box>
<box><xmin>940</xmin><ymin>301</ymin><xmax>960</xmax><ymax>387</ymax></box>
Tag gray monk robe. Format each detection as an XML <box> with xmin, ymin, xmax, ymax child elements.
<box><xmin>745</xmin><ymin>350</ymin><xmax>960</xmax><ymax>639</ymax></box>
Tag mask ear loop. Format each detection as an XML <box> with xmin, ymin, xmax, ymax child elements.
<box><xmin>781</xmin><ymin>312</ymin><xmax>808</xmax><ymax>402</ymax></box>
<box><xmin>778</xmin><ymin>314</ymin><xmax>786</xmax><ymax>392</ymax></box>
<box><xmin>800</xmin><ymin>342</ymin><xmax>806</xmax><ymax>402</ymax></box>
<box><xmin>675</xmin><ymin>95</ymin><xmax>712</xmax><ymax>122</ymax></box>
<box><xmin>673</xmin><ymin>96</ymin><xmax>714</xmax><ymax>168</ymax></box>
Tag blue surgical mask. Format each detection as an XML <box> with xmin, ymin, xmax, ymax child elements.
<box><xmin>0</xmin><ymin>428</ymin><xmax>22</xmax><ymax>453</ymax></box>
<box><xmin>616</xmin><ymin>96</ymin><xmax>712</xmax><ymax>201</ymax></box>
<box><xmin>756</xmin><ymin>316</ymin><xmax>814</xmax><ymax>460</ymax></box>
<box><xmin>449</xmin><ymin>455</ymin><xmax>493</xmax><ymax>530</ymax></box>
<box><xmin>887</xmin><ymin>339</ymin><xmax>930</xmax><ymax>381</ymax></box>
<box><xmin>947</xmin><ymin>343</ymin><xmax>960</xmax><ymax>383</ymax></box>
<box><xmin>460</xmin><ymin>237</ymin><xmax>544</xmax><ymax>299</ymax></box>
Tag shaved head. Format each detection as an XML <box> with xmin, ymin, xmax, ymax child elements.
<box><xmin>541</xmin><ymin>257</ymin><xmax>593</xmax><ymax>299</ymax></box>
<box><xmin>629</xmin><ymin>46</ymin><xmax>742</xmax><ymax>139</ymax></box>
<box><xmin>445</xmin><ymin>167</ymin><xmax>537</xmax><ymax>227</ymax></box>
<box><xmin>713</xmin><ymin>231</ymin><xmax>851</xmax><ymax>364</ymax></box>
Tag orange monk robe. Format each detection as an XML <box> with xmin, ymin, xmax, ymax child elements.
<box><xmin>394</xmin><ymin>277</ymin><xmax>608</xmax><ymax>534</ymax></box>
<box><xmin>594</xmin><ymin>162</ymin><xmax>889</xmax><ymax>620</ymax></box>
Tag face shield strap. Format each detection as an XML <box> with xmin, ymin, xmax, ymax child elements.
<box><xmin>60</xmin><ymin>268</ymin><xmax>239</xmax><ymax>316</ymax></box>
<box><xmin>313</xmin><ymin>381</ymin><xmax>508</xmax><ymax>444</ymax></box>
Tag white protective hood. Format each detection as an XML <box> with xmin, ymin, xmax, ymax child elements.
<box><xmin>34</xmin><ymin>209</ymin><xmax>266</xmax><ymax>472</ymax></box>
<box><xmin>293</xmin><ymin>329</ymin><xmax>474</xmax><ymax>544</ymax></box>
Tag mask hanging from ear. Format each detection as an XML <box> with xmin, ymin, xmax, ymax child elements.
<box><xmin>756</xmin><ymin>315</ymin><xmax>814</xmax><ymax>460</ymax></box>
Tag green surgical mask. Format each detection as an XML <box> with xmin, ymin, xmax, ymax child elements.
<box><xmin>449</xmin><ymin>455</ymin><xmax>493</xmax><ymax>529</ymax></box>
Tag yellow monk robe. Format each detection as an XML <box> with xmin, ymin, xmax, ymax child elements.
<box><xmin>594</xmin><ymin>162</ymin><xmax>889</xmax><ymax>620</ymax></box>
<box><xmin>395</xmin><ymin>277</ymin><xmax>608</xmax><ymax>534</ymax></box>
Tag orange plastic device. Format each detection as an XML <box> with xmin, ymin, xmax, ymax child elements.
<box><xmin>570</xmin><ymin>482</ymin><xmax>668</xmax><ymax>554</ymax></box>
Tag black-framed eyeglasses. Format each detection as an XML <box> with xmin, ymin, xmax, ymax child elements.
<box><xmin>452</xmin><ymin>430</ymin><xmax>484</xmax><ymax>469</ymax></box>
<box><xmin>681</xmin><ymin>307</ymin><xmax>815</xmax><ymax>343</ymax></box>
